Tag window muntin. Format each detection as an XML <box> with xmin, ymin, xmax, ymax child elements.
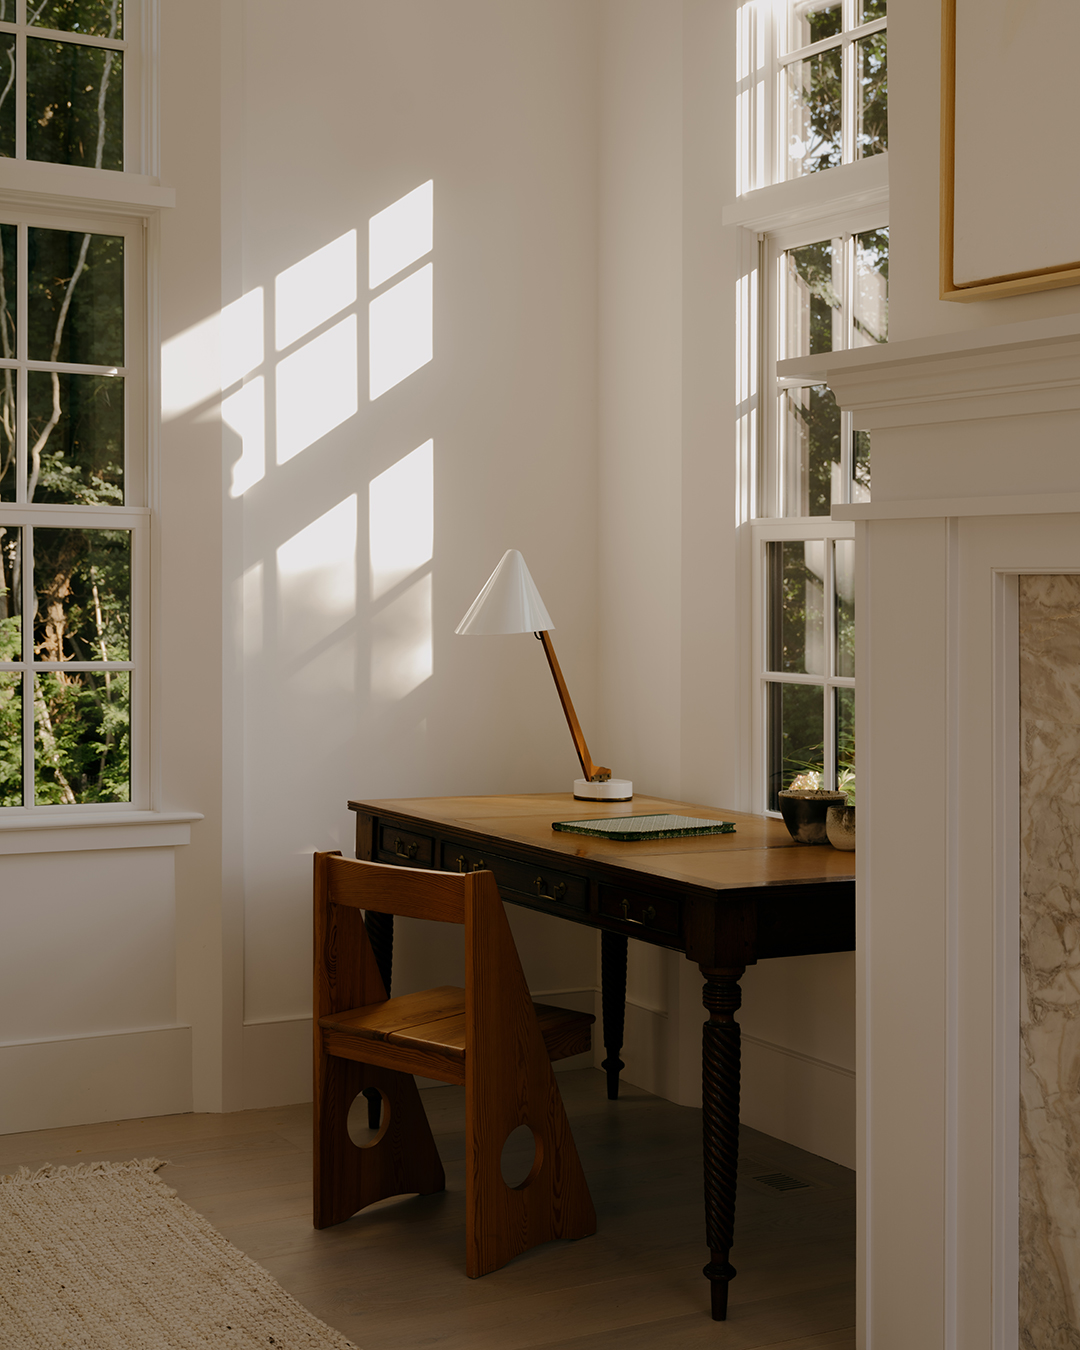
<box><xmin>0</xmin><ymin>205</ymin><xmax>144</xmax><ymax>809</ymax></box>
<box><xmin>782</xmin><ymin>0</ymin><xmax>886</xmax><ymax>180</ymax></box>
<box><xmin>0</xmin><ymin>0</ymin><xmax>126</xmax><ymax>170</ymax></box>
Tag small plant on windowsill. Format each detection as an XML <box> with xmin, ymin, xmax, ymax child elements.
<box><xmin>778</xmin><ymin>768</ymin><xmax>856</xmax><ymax>847</ymax></box>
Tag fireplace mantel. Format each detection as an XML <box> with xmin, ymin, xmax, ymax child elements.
<box><xmin>792</xmin><ymin>309</ymin><xmax>1080</xmax><ymax>1350</ymax></box>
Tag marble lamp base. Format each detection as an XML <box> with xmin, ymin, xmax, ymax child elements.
<box><xmin>573</xmin><ymin>778</ymin><xmax>633</xmax><ymax>801</ymax></box>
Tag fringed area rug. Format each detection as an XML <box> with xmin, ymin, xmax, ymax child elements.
<box><xmin>0</xmin><ymin>1159</ymin><xmax>358</xmax><ymax>1349</ymax></box>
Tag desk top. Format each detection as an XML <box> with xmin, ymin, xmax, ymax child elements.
<box><xmin>349</xmin><ymin>792</ymin><xmax>856</xmax><ymax>893</ymax></box>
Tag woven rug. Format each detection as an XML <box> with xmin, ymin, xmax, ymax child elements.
<box><xmin>0</xmin><ymin>1159</ymin><xmax>358</xmax><ymax>1349</ymax></box>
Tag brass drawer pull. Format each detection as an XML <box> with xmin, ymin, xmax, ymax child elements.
<box><xmin>395</xmin><ymin>838</ymin><xmax>420</xmax><ymax>860</ymax></box>
<box><xmin>621</xmin><ymin>899</ymin><xmax>656</xmax><ymax>925</ymax></box>
<box><xmin>456</xmin><ymin>855</ymin><xmax>485</xmax><ymax>874</ymax></box>
<box><xmin>535</xmin><ymin>876</ymin><xmax>568</xmax><ymax>902</ymax></box>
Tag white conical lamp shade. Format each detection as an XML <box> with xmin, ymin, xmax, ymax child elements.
<box><xmin>455</xmin><ymin>549</ymin><xmax>554</xmax><ymax>635</ymax></box>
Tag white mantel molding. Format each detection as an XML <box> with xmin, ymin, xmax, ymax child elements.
<box><xmin>0</xmin><ymin>810</ymin><xmax>203</xmax><ymax>854</ymax></box>
<box><xmin>779</xmin><ymin>314</ymin><xmax>1080</xmax><ymax>430</ymax></box>
<box><xmin>833</xmin><ymin>491</ymin><xmax>1080</xmax><ymax>521</ymax></box>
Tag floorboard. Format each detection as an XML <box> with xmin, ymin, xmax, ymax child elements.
<box><xmin>0</xmin><ymin>1069</ymin><xmax>855</xmax><ymax>1348</ymax></box>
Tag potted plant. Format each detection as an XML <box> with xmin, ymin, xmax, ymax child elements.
<box><xmin>825</xmin><ymin>772</ymin><xmax>856</xmax><ymax>851</ymax></box>
<box><xmin>777</xmin><ymin>769</ymin><xmax>848</xmax><ymax>845</ymax></box>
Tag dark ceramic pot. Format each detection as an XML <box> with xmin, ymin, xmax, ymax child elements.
<box><xmin>777</xmin><ymin>789</ymin><xmax>849</xmax><ymax>845</ymax></box>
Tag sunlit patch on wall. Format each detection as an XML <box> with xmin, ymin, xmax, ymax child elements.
<box><xmin>369</xmin><ymin>263</ymin><xmax>432</xmax><ymax>401</ymax></box>
<box><xmin>276</xmin><ymin>495</ymin><xmax>357</xmax><ymax>656</ymax></box>
<box><xmin>369</xmin><ymin>181</ymin><xmax>433</xmax><ymax>290</ymax></box>
<box><xmin>369</xmin><ymin>440</ymin><xmax>433</xmax><ymax>600</ymax></box>
<box><xmin>371</xmin><ymin>572</ymin><xmax>433</xmax><ymax>700</ymax></box>
<box><xmin>223</xmin><ymin>376</ymin><xmax>265</xmax><ymax>498</ymax></box>
<box><xmin>275</xmin><ymin>231</ymin><xmax>358</xmax><ymax>352</ymax></box>
<box><xmin>275</xmin><ymin>315</ymin><xmax>359</xmax><ymax>464</ymax></box>
<box><xmin>221</xmin><ymin>287</ymin><xmax>264</xmax><ymax>389</ymax></box>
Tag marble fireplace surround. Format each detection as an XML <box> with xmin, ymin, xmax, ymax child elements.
<box><xmin>780</xmin><ymin>314</ymin><xmax>1080</xmax><ymax>1350</ymax></box>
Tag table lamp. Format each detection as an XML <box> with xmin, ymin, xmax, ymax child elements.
<box><xmin>456</xmin><ymin>549</ymin><xmax>632</xmax><ymax>801</ymax></box>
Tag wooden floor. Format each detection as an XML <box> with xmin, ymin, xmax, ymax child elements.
<box><xmin>0</xmin><ymin>1069</ymin><xmax>855</xmax><ymax>1349</ymax></box>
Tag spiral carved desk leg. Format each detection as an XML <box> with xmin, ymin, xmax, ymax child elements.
<box><xmin>700</xmin><ymin>964</ymin><xmax>745</xmax><ymax>1321</ymax></box>
<box><xmin>363</xmin><ymin>913</ymin><xmax>394</xmax><ymax>1129</ymax></box>
<box><xmin>600</xmin><ymin>931</ymin><xmax>628</xmax><ymax>1100</ymax></box>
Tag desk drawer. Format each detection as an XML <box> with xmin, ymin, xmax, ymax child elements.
<box><xmin>377</xmin><ymin>824</ymin><xmax>435</xmax><ymax>867</ymax></box>
<box><xmin>441</xmin><ymin>844</ymin><xmax>588</xmax><ymax>915</ymax></box>
<box><xmin>598</xmin><ymin>884</ymin><xmax>681</xmax><ymax>940</ymax></box>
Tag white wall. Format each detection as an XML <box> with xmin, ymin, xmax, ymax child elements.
<box><xmin>231</xmin><ymin>0</ymin><xmax>604</xmax><ymax>1093</ymax></box>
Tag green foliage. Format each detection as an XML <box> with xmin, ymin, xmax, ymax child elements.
<box><xmin>34</xmin><ymin>669</ymin><xmax>128</xmax><ymax>803</ymax></box>
<box><xmin>857</xmin><ymin>32</ymin><xmax>887</xmax><ymax>159</ymax></box>
<box><xmin>30</xmin><ymin>0</ymin><xmax>123</xmax><ymax>40</ymax></box>
<box><xmin>27</xmin><ymin>38</ymin><xmax>122</xmax><ymax>171</ymax></box>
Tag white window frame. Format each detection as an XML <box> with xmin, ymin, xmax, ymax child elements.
<box><xmin>750</xmin><ymin>517</ymin><xmax>855</xmax><ymax>815</ymax></box>
<box><xmin>0</xmin><ymin>0</ymin><xmax>142</xmax><ymax>172</ymax></box>
<box><xmin>0</xmin><ymin>202</ymin><xmax>148</xmax><ymax>811</ymax></box>
<box><xmin>733</xmin><ymin>0</ymin><xmax>887</xmax><ymax>815</ymax></box>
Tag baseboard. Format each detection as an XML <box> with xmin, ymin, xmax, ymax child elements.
<box><xmin>0</xmin><ymin>1025</ymin><xmax>193</xmax><ymax>1134</ymax></box>
<box><xmin>740</xmin><ymin>1033</ymin><xmax>856</xmax><ymax>1169</ymax></box>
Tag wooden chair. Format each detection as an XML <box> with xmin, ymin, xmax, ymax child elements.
<box><xmin>313</xmin><ymin>851</ymin><xmax>597</xmax><ymax>1277</ymax></box>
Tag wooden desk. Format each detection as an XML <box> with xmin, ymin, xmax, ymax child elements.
<box><xmin>349</xmin><ymin>792</ymin><xmax>855</xmax><ymax>1320</ymax></box>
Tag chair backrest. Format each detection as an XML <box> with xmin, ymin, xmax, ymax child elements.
<box><xmin>316</xmin><ymin>850</ymin><xmax>468</xmax><ymax>923</ymax></box>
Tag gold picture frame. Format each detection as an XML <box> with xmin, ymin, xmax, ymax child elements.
<box><xmin>940</xmin><ymin>0</ymin><xmax>1080</xmax><ymax>303</ymax></box>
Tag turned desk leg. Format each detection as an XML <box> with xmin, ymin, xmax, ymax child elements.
<box><xmin>700</xmin><ymin>964</ymin><xmax>745</xmax><ymax>1321</ymax></box>
<box><xmin>362</xmin><ymin>912</ymin><xmax>395</xmax><ymax>1129</ymax></box>
<box><xmin>600</xmin><ymin>931</ymin><xmax>628</xmax><ymax>1100</ymax></box>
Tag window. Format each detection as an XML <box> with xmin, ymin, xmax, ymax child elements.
<box><xmin>734</xmin><ymin>0</ymin><xmax>888</xmax><ymax>813</ymax></box>
<box><xmin>0</xmin><ymin>1</ymin><xmax>149</xmax><ymax>811</ymax></box>
<box><xmin>782</xmin><ymin>0</ymin><xmax>886</xmax><ymax>179</ymax></box>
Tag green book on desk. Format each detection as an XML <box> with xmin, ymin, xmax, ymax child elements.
<box><xmin>552</xmin><ymin>813</ymin><xmax>736</xmax><ymax>842</ymax></box>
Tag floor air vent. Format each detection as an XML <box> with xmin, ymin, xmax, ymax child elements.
<box><xmin>753</xmin><ymin>1172</ymin><xmax>810</xmax><ymax>1191</ymax></box>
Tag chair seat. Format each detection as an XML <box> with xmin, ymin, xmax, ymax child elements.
<box><xmin>320</xmin><ymin>984</ymin><xmax>594</xmax><ymax>1071</ymax></box>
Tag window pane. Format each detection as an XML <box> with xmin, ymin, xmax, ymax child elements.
<box><xmin>786</xmin><ymin>44</ymin><xmax>841</xmax><ymax>177</ymax></box>
<box><xmin>836</xmin><ymin>686</ymin><xmax>855</xmax><ymax>794</ymax></box>
<box><xmin>0</xmin><ymin>2</ymin><xmax>15</xmax><ymax>21</ymax></box>
<box><xmin>835</xmin><ymin>538</ymin><xmax>854</xmax><ymax>677</ymax></box>
<box><xmin>28</xmin><ymin>371</ymin><xmax>123</xmax><ymax>504</ymax></box>
<box><xmin>27</xmin><ymin>38</ymin><xmax>123</xmax><ymax>171</ymax></box>
<box><xmin>28</xmin><ymin>228</ymin><xmax>124</xmax><ymax>366</ymax></box>
<box><xmin>857</xmin><ymin>31</ymin><xmax>888</xmax><ymax>160</ymax></box>
<box><xmin>30</xmin><ymin>0</ymin><xmax>123</xmax><ymax>39</ymax></box>
<box><xmin>34</xmin><ymin>668</ymin><xmax>129</xmax><ymax>802</ymax></box>
<box><xmin>767</xmin><ymin>681</ymin><xmax>824</xmax><ymax>810</ymax></box>
<box><xmin>854</xmin><ymin>429</ymin><xmax>871</xmax><ymax>501</ymax></box>
<box><xmin>854</xmin><ymin>228</ymin><xmax>889</xmax><ymax>346</ymax></box>
<box><xmin>0</xmin><ymin>671</ymin><xmax>19</xmax><ymax>803</ymax></box>
<box><xmin>784</xmin><ymin>238</ymin><xmax>841</xmax><ymax>357</ymax></box>
<box><xmin>789</xmin><ymin>0</ymin><xmax>841</xmax><ymax>48</ymax></box>
<box><xmin>780</xmin><ymin>383</ymin><xmax>841</xmax><ymax>517</ymax></box>
<box><xmin>860</xmin><ymin>0</ymin><xmax>886</xmax><ymax>19</ymax></box>
<box><xmin>0</xmin><ymin>34</ymin><xmax>14</xmax><ymax>158</ymax></box>
<box><xmin>0</xmin><ymin>372</ymin><xmax>13</xmax><ymax>500</ymax></box>
<box><xmin>767</xmin><ymin>539</ymin><xmax>825</xmax><ymax>675</ymax></box>
<box><xmin>32</xmin><ymin>526</ymin><xmax>130</xmax><ymax>663</ymax></box>
<box><xmin>0</xmin><ymin>522</ymin><xmax>20</xmax><ymax>648</ymax></box>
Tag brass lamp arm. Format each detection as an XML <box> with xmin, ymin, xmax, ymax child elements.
<box><xmin>536</xmin><ymin>631</ymin><xmax>610</xmax><ymax>783</ymax></box>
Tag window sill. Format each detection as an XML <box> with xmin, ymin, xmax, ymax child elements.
<box><xmin>0</xmin><ymin>159</ymin><xmax>175</xmax><ymax>216</ymax></box>
<box><xmin>722</xmin><ymin>154</ymin><xmax>888</xmax><ymax>233</ymax></box>
<box><xmin>0</xmin><ymin>810</ymin><xmax>203</xmax><ymax>855</ymax></box>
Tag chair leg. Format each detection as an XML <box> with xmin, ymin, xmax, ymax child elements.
<box><xmin>314</xmin><ymin>1053</ymin><xmax>445</xmax><ymax>1229</ymax></box>
<box><xmin>465</xmin><ymin>1052</ymin><xmax>595</xmax><ymax>1277</ymax></box>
